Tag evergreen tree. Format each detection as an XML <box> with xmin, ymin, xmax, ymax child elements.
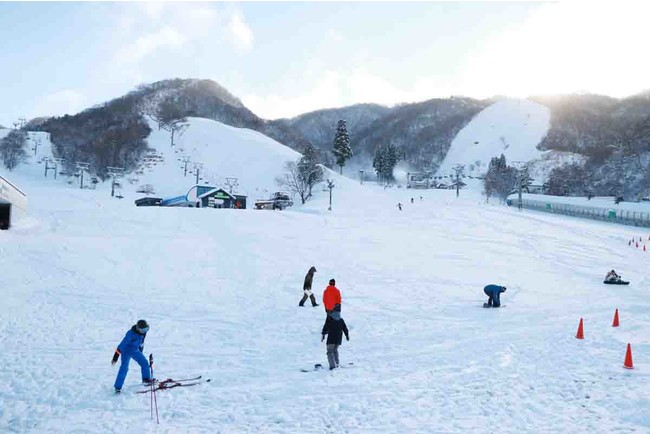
<box><xmin>483</xmin><ymin>154</ymin><xmax>517</xmax><ymax>202</ymax></box>
<box><xmin>373</xmin><ymin>144</ymin><xmax>400</xmax><ymax>184</ymax></box>
<box><xmin>332</xmin><ymin>120</ymin><xmax>352</xmax><ymax>174</ymax></box>
<box><xmin>297</xmin><ymin>144</ymin><xmax>324</xmax><ymax>197</ymax></box>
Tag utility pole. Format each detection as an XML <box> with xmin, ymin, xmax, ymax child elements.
<box><xmin>107</xmin><ymin>166</ymin><xmax>124</xmax><ymax>197</ymax></box>
<box><xmin>181</xmin><ymin>156</ymin><xmax>191</xmax><ymax>177</ymax></box>
<box><xmin>452</xmin><ymin>164</ymin><xmax>465</xmax><ymax>198</ymax></box>
<box><xmin>44</xmin><ymin>157</ymin><xmax>63</xmax><ymax>179</ymax></box>
<box><xmin>327</xmin><ymin>179</ymin><xmax>335</xmax><ymax>211</ymax></box>
<box><xmin>75</xmin><ymin>162</ymin><xmax>90</xmax><ymax>189</ymax></box>
<box><xmin>225</xmin><ymin>177</ymin><xmax>239</xmax><ymax>194</ymax></box>
<box><xmin>192</xmin><ymin>162</ymin><xmax>203</xmax><ymax>185</ymax></box>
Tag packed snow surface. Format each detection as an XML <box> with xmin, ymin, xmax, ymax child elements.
<box><xmin>1</xmin><ymin>121</ymin><xmax>649</xmax><ymax>433</ymax></box>
<box><xmin>437</xmin><ymin>98</ymin><xmax>550</xmax><ymax>175</ymax></box>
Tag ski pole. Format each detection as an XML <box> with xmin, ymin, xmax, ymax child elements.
<box><xmin>149</xmin><ymin>353</ymin><xmax>159</xmax><ymax>424</ymax></box>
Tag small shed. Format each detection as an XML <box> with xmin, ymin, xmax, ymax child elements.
<box><xmin>198</xmin><ymin>188</ymin><xmax>247</xmax><ymax>209</ymax></box>
<box><xmin>0</xmin><ymin>175</ymin><xmax>27</xmax><ymax>230</ymax></box>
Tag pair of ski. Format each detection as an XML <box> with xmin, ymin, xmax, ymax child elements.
<box><xmin>301</xmin><ymin>362</ymin><xmax>353</xmax><ymax>372</ymax></box>
<box><xmin>136</xmin><ymin>375</ymin><xmax>210</xmax><ymax>393</ymax></box>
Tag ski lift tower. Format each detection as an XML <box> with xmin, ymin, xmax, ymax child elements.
<box><xmin>225</xmin><ymin>177</ymin><xmax>239</xmax><ymax>194</ymax></box>
<box><xmin>107</xmin><ymin>166</ymin><xmax>124</xmax><ymax>197</ymax></box>
<box><xmin>192</xmin><ymin>162</ymin><xmax>203</xmax><ymax>184</ymax></box>
<box><xmin>511</xmin><ymin>161</ymin><xmax>528</xmax><ymax>211</ymax></box>
<box><xmin>75</xmin><ymin>162</ymin><xmax>90</xmax><ymax>189</ymax></box>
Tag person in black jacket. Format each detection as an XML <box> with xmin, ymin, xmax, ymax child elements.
<box><xmin>299</xmin><ymin>266</ymin><xmax>319</xmax><ymax>307</ymax></box>
<box><xmin>321</xmin><ymin>304</ymin><xmax>349</xmax><ymax>370</ymax></box>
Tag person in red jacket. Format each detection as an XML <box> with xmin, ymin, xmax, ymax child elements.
<box><xmin>323</xmin><ymin>278</ymin><xmax>342</xmax><ymax>313</ymax></box>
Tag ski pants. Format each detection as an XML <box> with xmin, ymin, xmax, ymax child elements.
<box><xmin>299</xmin><ymin>289</ymin><xmax>318</xmax><ymax>306</ymax></box>
<box><xmin>484</xmin><ymin>288</ymin><xmax>501</xmax><ymax>307</ymax></box>
<box><xmin>114</xmin><ymin>350</ymin><xmax>151</xmax><ymax>390</ymax></box>
<box><xmin>327</xmin><ymin>344</ymin><xmax>340</xmax><ymax>369</ymax></box>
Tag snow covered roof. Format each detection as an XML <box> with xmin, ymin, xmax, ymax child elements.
<box><xmin>198</xmin><ymin>188</ymin><xmax>236</xmax><ymax>200</ymax></box>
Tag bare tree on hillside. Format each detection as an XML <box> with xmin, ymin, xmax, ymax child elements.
<box><xmin>0</xmin><ymin>129</ymin><xmax>28</xmax><ymax>170</ymax></box>
<box><xmin>156</xmin><ymin>98</ymin><xmax>188</xmax><ymax>147</ymax></box>
<box><xmin>276</xmin><ymin>161</ymin><xmax>309</xmax><ymax>204</ymax></box>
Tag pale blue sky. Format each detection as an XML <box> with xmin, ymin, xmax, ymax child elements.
<box><xmin>1</xmin><ymin>1</ymin><xmax>649</xmax><ymax>127</ymax></box>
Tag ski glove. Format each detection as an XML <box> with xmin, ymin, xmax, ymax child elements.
<box><xmin>111</xmin><ymin>350</ymin><xmax>120</xmax><ymax>365</ymax></box>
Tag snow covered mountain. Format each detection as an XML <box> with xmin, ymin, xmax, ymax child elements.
<box><xmin>436</xmin><ymin>98</ymin><xmax>550</xmax><ymax>175</ymax></box>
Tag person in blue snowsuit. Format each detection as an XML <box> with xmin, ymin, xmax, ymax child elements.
<box><xmin>483</xmin><ymin>284</ymin><xmax>506</xmax><ymax>308</ymax></box>
<box><xmin>111</xmin><ymin>319</ymin><xmax>153</xmax><ymax>393</ymax></box>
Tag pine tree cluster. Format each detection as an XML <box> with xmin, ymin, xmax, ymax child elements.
<box><xmin>373</xmin><ymin>144</ymin><xmax>400</xmax><ymax>184</ymax></box>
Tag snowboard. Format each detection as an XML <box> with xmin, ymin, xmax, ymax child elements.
<box><xmin>603</xmin><ymin>280</ymin><xmax>629</xmax><ymax>285</ymax></box>
<box><xmin>482</xmin><ymin>303</ymin><xmax>506</xmax><ymax>308</ymax></box>
<box><xmin>300</xmin><ymin>362</ymin><xmax>353</xmax><ymax>372</ymax></box>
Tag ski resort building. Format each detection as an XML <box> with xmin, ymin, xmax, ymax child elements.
<box><xmin>0</xmin><ymin>174</ymin><xmax>27</xmax><ymax>230</ymax></box>
<box><xmin>161</xmin><ymin>185</ymin><xmax>247</xmax><ymax>209</ymax></box>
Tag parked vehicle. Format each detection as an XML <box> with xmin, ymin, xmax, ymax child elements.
<box><xmin>254</xmin><ymin>192</ymin><xmax>294</xmax><ymax>210</ymax></box>
<box><xmin>135</xmin><ymin>197</ymin><xmax>162</xmax><ymax>207</ymax></box>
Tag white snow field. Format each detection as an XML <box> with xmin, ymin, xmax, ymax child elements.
<box><xmin>437</xmin><ymin>98</ymin><xmax>550</xmax><ymax>175</ymax></box>
<box><xmin>2</xmin><ymin>123</ymin><xmax>650</xmax><ymax>433</ymax></box>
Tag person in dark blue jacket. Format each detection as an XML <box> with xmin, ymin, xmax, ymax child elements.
<box><xmin>483</xmin><ymin>284</ymin><xmax>506</xmax><ymax>308</ymax></box>
<box><xmin>321</xmin><ymin>304</ymin><xmax>350</xmax><ymax>370</ymax></box>
<box><xmin>111</xmin><ymin>319</ymin><xmax>153</xmax><ymax>393</ymax></box>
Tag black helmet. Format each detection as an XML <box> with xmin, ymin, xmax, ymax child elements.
<box><xmin>136</xmin><ymin>319</ymin><xmax>149</xmax><ymax>334</ymax></box>
<box><xmin>329</xmin><ymin>278</ymin><xmax>336</xmax><ymax>285</ymax></box>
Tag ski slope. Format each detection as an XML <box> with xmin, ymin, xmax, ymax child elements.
<box><xmin>437</xmin><ymin>98</ymin><xmax>550</xmax><ymax>175</ymax></box>
<box><xmin>1</xmin><ymin>165</ymin><xmax>650</xmax><ymax>432</ymax></box>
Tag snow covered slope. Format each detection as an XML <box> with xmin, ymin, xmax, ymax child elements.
<box><xmin>437</xmin><ymin>98</ymin><xmax>550</xmax><ymax>175</ymax></box>
<box><xmin>139</xmin><ymin>117</ymin><xmax>303</xmax><ymax>199</ymax></box>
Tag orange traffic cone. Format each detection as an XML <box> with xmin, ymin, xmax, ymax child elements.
<box><xmin>624</xmin><ymin>343</ymin><xmax>634</xmax><ymax>369</ymax></box>
<box><xmin>576</xmin><ymin>318</ymin><xmax>584</xmax><ymax>339</ymax></box>
<box><xmin>612</xmin><ymin>309</ymin><xmax>620</xmax><ymax>327</ymax></box>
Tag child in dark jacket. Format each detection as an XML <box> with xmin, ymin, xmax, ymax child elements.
<box><xmin>321</xmin><ymin>304</ymin><xmax>349</xmax><ymax>370</ymax></box>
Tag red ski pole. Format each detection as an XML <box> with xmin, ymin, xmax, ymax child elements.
<box><xmin>149</xmin><ymin>353</ymin><xmax>159</xmax><ymax>424</ymax></box>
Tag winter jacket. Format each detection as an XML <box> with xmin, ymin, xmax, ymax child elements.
<box><xmin>323</xmin><ymin>285</ymin><xmax>341</xmax><ymax>311</ymax></box>
<box><xmin>483</xmin><ymin>285</ymin><xmax>506</xmax><ymax>296</ymax></box>
<box><xmin>322</xmin><ymin>312</ymin><xmax>349</xmax><ymax>345</ymax></box>
<box><xmin>117</xmin><ymin>326</ymin><xmax>147</xmax><ymax>355</ymax></box>
<box><xmin>303</xmin><ymin>267</ymin><xmax>317</xmax><ymax>290</ymax></box>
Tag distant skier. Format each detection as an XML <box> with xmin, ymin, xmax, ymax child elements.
<box><xmin>483</xmin><ymin>284</ymin><xmax>506</xmax><ymax>308</ymax></box>
<box><xmin>397</xmin><ymin>202</ymin><xmax>402</xmax><ymax>211</ymax></box>
<box><xmin>323</xmin><ymin>278</ymin><xmax>342</xmax><ymax>313</ymax></box>
<box><xmin>605</xmin><ymin>270</ymin><xmax>621</xmax><ymax>283</ymax></box>
<box><xmin>321</xmin><ymin>304</ymin><xmax>349</xmax><ymax>370</ymax></box>
<box><xmin>411</xmin><ymin>197</ymin><xmax>414</xmax><ymax>204</ymax></box>
<box><xmin>299</xmin><ymin>266</ymin><xmax>319</xmax><ymax>307</ymax></box>
<box><xmin>111</xmin><ymin>319</ymin><xmax>154</xmax><ymax>393</ymax></box>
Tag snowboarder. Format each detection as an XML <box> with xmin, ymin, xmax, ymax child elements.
<box><xmin>483</xmin><ymin>284</ymin><xmax>506</xmax><ymax>308</ymax></box>
<box><xmin>299</xmin><ymin>266</ymin><xmax>319</xmax><ymax>307</ymax></box>
<box><xmin>321</xmin><ymin>304</ymin><xmax>349</xmax><ymax>370</ymax></box>
<box><xmin>605</xmin><ymin>270</ymin><xmax>622</xmax><ymax>283</ymax></box>
<box><xmin>323</xmin><ymin>278</ymin><xmax>342</xmax><ymax>313</ymax></box>
<box><xmin>112</xmin><ymin>319</ymin><xmax>154</xmax><ymax>393</ymax></box>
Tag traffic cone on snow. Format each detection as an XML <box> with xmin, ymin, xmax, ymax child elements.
<box><xmin>576</xmin><ymin>318</ymin><xmax>584</xmax><ymax>339</ymax></box>
<box><xmin>612</xmin><ymin>309</ymin><xmax>620</xmax><ymax>327</ymax></box>
<box><xmin>623</xmin><ymin>343</ymin><xmax>634</xmax><ymax>369</ymax></box>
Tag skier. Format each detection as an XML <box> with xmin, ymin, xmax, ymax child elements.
<box><xmin>323</xmin><ymin>278</ymin><xmax>342</xmax><ymax>313</ymax></box>
<box><xmin>411</xmin><ymin>197</ymin><xmax>414</xmax><ymax>204</ymax></box>
<box><xmin>299</xmin><ymin>266</ymin><xmax>319</xmax><ymax>307</ymax></box>
<box><xmin>321</xmin><ymin>304</ymin><xmax>349</xmax><ymax>370</ymax></box>
<box><xmin>605</xmin><ymin>270</ymin><xmax>621</xmax><ymax>283</ymax></box>
<box><xmin>397</xmin><ymin>202</ymin><xmax>402</xmax><ymax>211</ymax></box>
<box><xmin>111</xmin><ymin>319</ymin><xmax>154</xmax><ymax>393</ymax></box>
<box><xmin>483</xmin><ymin>284</ymin><xmax>506</xmax><ymax>308</ymax></box>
